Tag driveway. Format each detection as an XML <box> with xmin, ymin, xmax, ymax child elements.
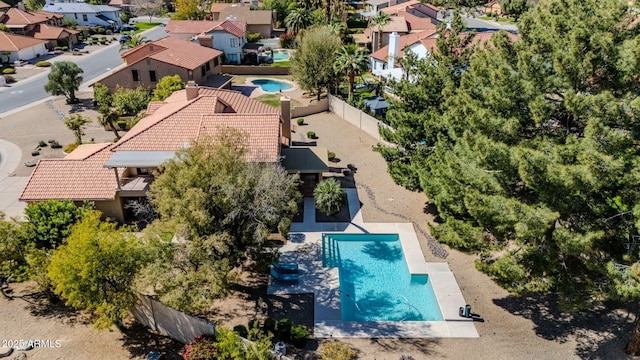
<box><xmin>0</xmin><ymin>139</ymin><xmax>27</xmax><ymax>219</ymax></box>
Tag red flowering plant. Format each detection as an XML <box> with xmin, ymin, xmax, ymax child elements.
<box><xmin>183</xmin><ymin>335</ymin><xmax>217</xmax><ymax>360</ymax></box>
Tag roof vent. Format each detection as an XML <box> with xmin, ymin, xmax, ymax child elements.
<box><xmin>184</xmin><ymin>142</ymin><xmax>190</xmax><ymax>149</ymax></box>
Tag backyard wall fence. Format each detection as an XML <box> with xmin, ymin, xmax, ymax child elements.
<box><xmin>131</xmin><ymin>294</ymin><xmax>216</xmax><ymax>344</ymax></box>
<box><xmin>291</xmin><ymin>98</ymin><xmax>329</xmax><ymax>118</ymax></box>
<box><xmin>221</xmin><ymin>65</ymin><xmax>290</xmax><ymax>75</ymax></box>
<box><xmin>328</xmin><ymin>95</ymin><xmax>393</xmax><ymax>145</ymax></box>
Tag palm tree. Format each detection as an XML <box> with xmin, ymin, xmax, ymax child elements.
<box><xmin>334</xmin><ymin>44</ymin><xmax>369</xmax><ymax>101</ymax></box>
<box><xmin>285</xmin><ymin>8</ymin><xmax>311</xmax><ymax>35</ymax></box>
<box><xmin>97</xmin><ymin>105</ymin><xmax>121</xmax><ymax>140</ymax></box>
<box><xmin>120</xmin><ymin>34</ymin><xmax>148</xmax><ymax>51</ymax></box>
<box><xmin>370</xmin><ymin>11</ymin><xmax>391</xmax><ymax>52</ymax></box>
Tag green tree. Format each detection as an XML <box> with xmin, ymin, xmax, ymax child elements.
<box><xmin>93</xmin><ymin>82</ymin><xmax>112</xmax><ymax>108</ymax></box>
<box><xmin>172</xmin><ymin>0</ymin><xmax>204</xmax><ymax>20</ymax></box>
<box><xmin>152</xmin><ymin>74</ymin><xmax>185</xmax><ymax>101</ymax></box>
<box><xmin>0</xmin><ymin>212</ymin><xmax>30</xmax><ymax>281</ymax></box>
<box><xmin>379</xmin><ymin>0</ymin><xmax>640</xmax><ymax>311</ymax></box>
<box><xmin>24</xmin><ymin>200</ymin><xmax>90</xmax><ymax>248</ymax></box>
<box><xmin>44</xmin><ymin>61</ymin><xmax>83</xmax><ymax>104</ymax></box>
<box><xmin>290</xmin><ymin>25</ymin><xmax>341</xmax><ymax>101</ymax></box>
<box><xmin>64</xmin><ymin>114</ymin><xmax>91</xmax><ymax>144</ymax></box>
<box><xmin>369</xmin><ymin>11</ymin><xmax>390</xmax><ymax>52</ymax></box>
<box><xmin>314</xmin><ymin>178</ymin><xmax>345</xmax><ymax>216</ymax></box>
<box><xmin>263</xmin><ymin>0</ymin><xmax>296</xmax><ymax>27</ymax></box>
<box><xmin>24</xmin><ymin>0</ymin><xmax>45</xmax><ymax>11</ymax></box>
<box><xmin>141</xmin><ymin>129</ymin><xmax>300</xmax><ymax>311</ymax></box>
<box><xmin>333</xmin><ymin>44</ymin><xmax>369</xmax><ymax>101</ymax></box>
<box><xmin>285</xmin><ymin>8</ymin><xmax>311</xmax><ymax>35</ymax></box>
<box><xmin>501</xmin><ymin>0</ymin><xmax>530</xmax><ymax>20</ymax></box>
<box><xmin>111</xmin><ymin>85</ymin><xmax>151</xmax><ymax>116</ymax></box>
<box><xmin>98</xmin><ymin>105</ymin><xmax>121</xmax><ymax>139</ymax></box>
<box><xmin>48</xmin><ymin>211</ymin><xmax>148</xmax><ymax>328</ymax></box>
<box><xmin>0</xmin><ymin>24</ymin><xmax>11</xmax><ymax>33</ymax></box>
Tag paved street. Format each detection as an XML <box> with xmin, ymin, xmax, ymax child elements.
<box><xmin>0</xmin><ymin>23</ymin><xmax>168</xmax><ymax>116</ymax></box>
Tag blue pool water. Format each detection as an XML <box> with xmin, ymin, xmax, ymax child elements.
<box><xmin>251</xmin><ymin>79</ymin><xmax>293</xmax><ymax>92</ymax></box>
<box><xmin>272</xmin><ymin>49</ymin><xmax>290</xmax><ymax>61</ymax></box>
<box><xmin>322</xmin><ymin>233</ymin><xmax>443</xmax><ymax>322</ymax></box>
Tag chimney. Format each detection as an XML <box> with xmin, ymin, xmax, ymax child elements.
<box><xmin>280</xmin><ymin>96</ymin><xmax>291</xmax><ymax>144</ymax></box>
<box><xmin>17</xmin><ymin>2</ymin><xmax>25</xmax><ymax>10</ymax></box>
<box><xmin>185</xmin><ymin>81</ymin><xmax>199</xmax><ymax>100</ymax></box>
<box><xmin>388</xmin><ymin>32</ymin><xmax>400</xmax><ymax>69</ymax></box>
<box><xmin>198</xmin><ymin>34</ymin><xmax>213</xmax><ymax>48</ymax></box>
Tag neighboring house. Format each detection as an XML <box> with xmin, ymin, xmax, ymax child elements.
<box><xmin>371</xmin><ymin>30</ymin><xmax>518</xmax><ymax>81</ymax></box>
<box><xmin>32</xmin><ymin>23</ymin><xmax>80</xmax><ymax>49</ymax></box>
<box><xmin>0</xmin><ymin>6</ymin><xmax>64</xmax><ymax>36</ymax></box>
<box><xmin>165</xmin><ymin>20</ymin><xmax>247</xmax><ymax>64</ymax></box>
<box><xmin>381</xmin><ymin>0</ymin><xmax>440</xmax><ymax>19</ymax></box>
<box><xmin>0</xmin><ymin>1</ymin><xmax>10</xmax><ymax>12</ymax></box>
<box><xmin>42</xmin><ymin>2</ymin><xmax>122</xmax><ymax>30</ymax></box>
<box><xmin>98</xmin><ymin>36</ymin><xmax>224</xmax><ymax>91</ymax></box>
<box><xmin>20</xmin><ymin>83</ymin><xmax>328</xmax><ymax>222</ymax></box>
<box><xmin>484</xmin><ymin>0</ymin><xmax>502</xmax><ymax>15</ymax></box>
<box><xmin>216</xmin><ymin>4</ymin><xmax>275</xmax><ymax>38</ymax></box>
<box><xmin>366</xmin><ymin>0</ymin><xmax>414</xmax><ymax>13</ymax></box>
<box><xmin>0</xmin><ymin>31</ymin><xmax>48</xmax><ymax>61</ymax></box>
<box><xmin>367</xmin><ymin>11</ymin><xmax>439</xmax><ymax>52</ymax></box>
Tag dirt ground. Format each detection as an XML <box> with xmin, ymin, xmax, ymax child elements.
<box><xmin>0</xmin><ymin>89</ymin><xmax>637</xmax><ymax>359</ymax></box>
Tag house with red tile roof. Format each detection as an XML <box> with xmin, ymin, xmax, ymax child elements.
<box><xmin>0</xmin><ymin>5</ymin><xmax>78</xmax><ymax>51</ymax></box>
<box><xmin>97</xmin><ymin>36</ymin><xmax>226</xmax><ymax>92</ymax></box>
<box><xmin>20</xmin><ymin>83</ymin><xmax>329</xmax><ymax>222</ymax></box>
<box><xmin>165</xmin><ymin>19</ymin><xmax>247</xmax><ymax>64</ymax></box>
<box><xmin>214</xmin><ymin>3</ymin><xmax>275</xmax><ymax>38</ymax></box>
<box><xmin>365</xmin><ymin>10</ymin><xmax>440</xmax><ymax>52</ymax></box>
<box><xmin>0</xmin><ymin>31</ymin><xmax>48</xmax><ymax>62</ymax></box>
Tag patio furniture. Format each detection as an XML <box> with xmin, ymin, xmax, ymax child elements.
<box><xmin>272</xmin><ymin>262</ymin><xmax>299</xmax><ymax>274</ymax></box>
<box><xmin>270</xmin><ymin>268</ymin><xmax>299</xmax><ymax>282</ymax></box>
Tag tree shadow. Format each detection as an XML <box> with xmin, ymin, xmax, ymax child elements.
<box><xmin>362</xmin><ymin>241</ymin><xmax>403</xmax><ymax>262</ymax></box>
<box><xmin>423</xmin><ymin>203</ymin><xmax>443</xmax><ymax>224</ymax></box>
<box><xmin>493</xmin><ymin>294</ymin><xmax>637</xmax><ymax>359</ymax></box>
<box><xmin>20</xmin><ymin>291</ymin><xmax>91</xmax><ymax>326</ymax></box>
<box><xmin>118</xmin><ymin>321</ymin><xmax>184</xmax><ymax>360</ymax></box>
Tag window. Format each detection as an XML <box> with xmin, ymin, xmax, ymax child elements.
<box><xmin>201</xmin><ymin>66</ymin><xmax>206</xmax><ymax>77</ymax></box>
<box><xmin>149</xmin><ymin>70</ymin><xmax>156</xmax><ymax>82</ymax></box>
<box><xmin>136</xmin><ymin>168</ymin><xmax>150</xmax><ymax>175</ymax></box>
<box><xmin>205</xmin><ymin>61</ymin><xmax>210</xmax><ymax>71</ymax></box>
<box><xmin>228</xmin><ymin>54</ymin><xmax>238</xmax><ymax>63</ymax></box>
<box><xmin>132</xmin><ymin>69</ymin><xmax>139</xmax><ymax>81</ymax></box>
<box><xmin>213</xmin><ymin>57</ymin><xmax>219</xmax><ymax>67</ymax></box>
<box><xmin>188</xmin><ymin>70</ymin><xmax>193</xmax><ymax>80</ymax></box>
<box><xmin>146</xmin><ymin>59</ymin><xmax>150</xmax><ymax>65</ymax></box>
<box><xmin>82</xmin><ymin>14</ymin><xmax>88</xmax><ymax>21</ymax></box>
<box><xmin>74</xmin><ymin>13</ymin><xmax>77</xmax><ymax>19</ymax></box>
<box><xmin>230</xmin><ymin>38</ymin><xmax>238</xmax><ymax>47</ymax></box>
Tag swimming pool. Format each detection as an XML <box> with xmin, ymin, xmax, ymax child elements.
<box><xmin>272</xmin><ymin>49</ymin><xmax>290</xmax><ymax>61</ymax></box>
<box><xmin>322</xmin><ymin>233</ymin><xmax>443</xmax><ymax>322</ymax></box>
<box><xmin>251</xmin><ymin>79</ymin><xmax>293</xmax><ymax>93</ymax></box>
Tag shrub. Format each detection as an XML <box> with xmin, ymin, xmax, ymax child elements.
<box><xmin>320</xmin><ymin>341</ymin><xmax>357</xmax><ymax>360</ymax></box>
<box><xmin>3</xmin><ymin>75</ymin><xmax>15</xmax><ymax>83</ymax></box>
<box><xmin>61</xmin><ymin>46</ymin><xmax>68</xmax><ymax>51</ymax></box>
<box><xmin>314</xmin><ymin>178</ymin><xmax>345</xmax><ymax>216</ymax></box>
<box><xmin>54</xmin><ymin>46</ymin><xmax>62</xmax><ymax>51</ymax></box>
<box><xmin>183</xmin><ymin>335</ymin><xmax>217</xmax><ymax>360</ymax></box>
<box><xmin>99</xmin><ymin>39</ymin><xmax>107</xmax><ymax>44</ymax></box>
<box><xmin>246</xmin><ymin>32</ymin><xmax>262</xmax><ymax>43</ymax></box>
<box><xmin>64</xmin><ymin>143</ymin><xmax>79</xmax><ymax>153</ymax></box>
<box><xmin>291</xmin><ymin>325</ymin><xmax>308</xmax><ymax>348</ymax></box>
<box><xmin>278</xmin><ymin>217</ymin><xmax>291</xmax><ymax>239</ymax></box>
<box><xmin>248</xmin><ymin>318</ymin><xmax>259</xmax><ymax>330</ymax></box>
<box><xmin>112</xmin><ymin>85</ymin><xmax>151</xmax><ymax>116</ymax></box>
<box><xmin>327</xmin><ymin>151</ymin><xmax>336</xmax><ymax>161</ymax></box>
<box><xmin>38</xmin><ymin>140</ymin><xmax>48</xmax><ymax>147</ymax></box>
<box><xmin>50</xmin><ymin>140</ymin><xmax>62</xmax><ymax>149</ymax></box>
<box><xmin>264</xmin><ymin>317</ymin><xmax>276</xmax><ymax>334</ymax></box>
<box><xmin>306</xmin><ymin>131</ymin><xmax>316</xmax><ymax>139</ymax></box>
<box><xmin>31</xmin><ymin>150</ymin><xmax>40</xmax><ymax>156</ymax></box>
<box><xmin>280</xmin><ymin>33</ymin><xmax>295</xmax><ymax>49</ymax></box>
<box><xmin>233</xmin><ymin>325</ymin><xmax>248</xmax><ymax>338</ymax></box>
<box><xmin>105</xmin><ymin>30</ymin><xmax>112</xmax><ymax>35</ymax></box>
<box><xmin>117</xmin><ymin>120</ymin><xmax>127</xmax><ymax>130</ymax></box>
<box><xmin>35</xmin><ymin>61</ymin><xmax>51</xmax><ymax>67</ymax></box>
<box><xmin>296</xmin><ymin>118</ymin><xmax>304</xmax><ymax>126</ymax></box>
<box><xmin>276</xmin><ymin>318</ymin><xmax>292</xmax><ymax>341</ymax></box>
<box><xmin>2</xmin><ymin>68</ymin><xmax>15</xmax><ymax>74</ymax></box>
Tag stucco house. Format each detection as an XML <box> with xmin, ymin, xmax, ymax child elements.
<box><xmin>484</xmin><ymin>0</ymin><xmax>502</xmax><ymax>15</ymax></box>
<box><xmin>42</xmin><ymin>2</ymin><xmax>123</xmax><ymax>30</ymax></box>
<box><xmin>165</xmin><ymin>19</ymin><xmax>247</xmax><ymax>64</ymax></box>
<box><xmin>0</xmin><ymin>5</ymin><xmax>78</xmax><ymax>49</ymax></box>
<box><xmin>20</xmin><ymin>83</ymin><xmax>328</xmax><ymax>222</ymax></box>
<box><xmin>97</xmin><ymin>36</ymin><xmax>224</xmax><ymax>92</ymax></box>
<box><xmin>0</xmin><ymin>31</ymin><xmax>48</xmax><ymax>61</ymax></box>
<box><xmin>215</xmin><ymin>3</ymin><xmax>275</xmax><ymax>38</ymax></box>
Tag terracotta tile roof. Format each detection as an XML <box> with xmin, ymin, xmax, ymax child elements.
<box><xmin>33</xmin><ymin>24</ymin><xmax>79</xmax><ymax>40</ymax></box>
<box><xmin>353</xmin><ymin>33</ymin><xmax>371</xmax><ymax>44</ymax></box>
<box><xmin>216</xmin><ymin>20</ymin><xmax>245</xmax><ymax>38</ymax></box>
<box><xmin>199</xmin><ymin>113</ymin><xmax>281</xmax><ymax>162</ymax></box>
<box><xmin>370</xmin><ymin>30</ymin><xmax>436</xmax><ymax>62</ymax></box>
<box><xmin>145</xmin><ymin>101</ymin><xmax>165</xmax><ymax>115</ymax></box>
<box><xmin>396</xmin><ymin>10</ymin><xmax>439</xmax><ymax>32</ymax></box>
<box><xmin>210</xmin><ymin>2</ymin><xmax>232</xmax><ymax>13</ymax></box>
<box><xmin>0</xmin><ymin>1</ymin><xmax>10</xmax><ymax>8</ymax></box>
<box><xmin>382</xmin><ymin>0</ymin><xmax>440</xmax><ymax>16</ymax></box>
<box><xmin>123</xmin><ymin>36</ymin><xmax>222</xmax><ymax>70</ymax></box>
<box><xmin>2</xmin><ymin>8</ymin><xmax>59</xmax><ymax>26</ymax></box>
<box><xmin>165</xmin><ymin>19</ymin><xmax>246</xmax><ymax>37</ymax></box>
<box><xmin>381</xmin><ymin>16</ymin><xmax>409</xmax><ymax>33</ymax></box>
<box><xmin>0</xmin><ymin>31</ymin><xmax>47</xmax><ymax>51</ymax></box>
<box><xmin>380</xmin><ymin>0</ymin><xmax>421</xmax><ymax>14</ymax></box>
<box><xmin>20</xmin><ymin>143</ymin><xmax>124</xmax><ymax>201</ymax></box>
<box><xmin>112</xmin><ymin>87</ymin><xmax>280</xmax><ymax>156</ymax></box>
<box><xmin>219</xmin><ymin>5</ymin><xmax>273</xmax><ymax>25</ymax></box>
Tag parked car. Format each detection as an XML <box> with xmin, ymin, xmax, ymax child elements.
<box><xmin>121</xmin><ymin>25</ymin><xmax>136</xmax><ymax>32</ymax></box>
<box><xmin>119</xmin><ymin>35</ymin><xmax>132</xmax><ymax>44</ymax></box>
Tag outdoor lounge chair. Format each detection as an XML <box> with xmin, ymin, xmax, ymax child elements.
<box><xmin>272</xmin><ymin>262</ymin><xmax>299</xmax><ymax>274</ymax></box>
<box><xmin>270</xmin><ymin>268</ymin><xmax>299</xmax><ymax>282</ymax></box>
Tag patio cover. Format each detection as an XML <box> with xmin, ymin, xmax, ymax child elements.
<box><xmin>373</xmin><ymin>67</ymin><xmax>405</xmax><ymax>82</ymax></box>
<box><xmin>103</xmin><ymin>151</ymin><xmax>176</xmax><ymax>168</ymax></box>
<box><xmin>280</xmin><ymin>147</ymin><xmax>329</xmax><ymax>174</ymax></box>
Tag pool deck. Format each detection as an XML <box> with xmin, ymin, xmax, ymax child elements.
<box><xmin>268</xmin><ymin>188</ymin><xmax>479</xmax><ymax>338</ymax></box>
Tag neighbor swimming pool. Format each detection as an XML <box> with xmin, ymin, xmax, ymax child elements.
<box><xmin>272</xmin><ymin>49</ymin><xmax>290</xmax><ymax>61</ymax></box>
<box><xmin>322</xmin><ymin>233</ymin><xmax>443</xmax><ymax>322</ymax></box>
<box><xmin>251</xmin><ymin>79</ymin><xmax>293</xmax><ymax>93</ymax></box>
